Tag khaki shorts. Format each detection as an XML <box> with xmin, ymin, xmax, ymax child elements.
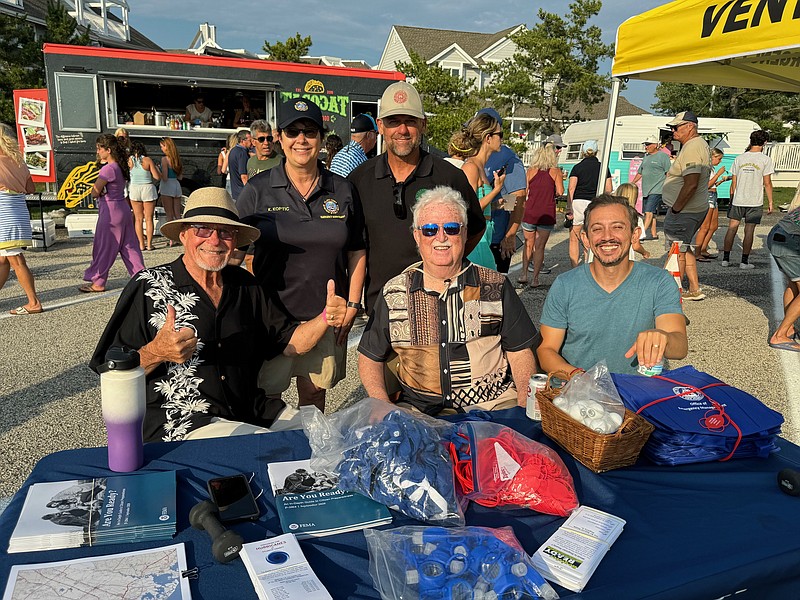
<box><xmin>258</xmin><ymin>327</ymin><xmax>346</xmax><ymax>395</ymax></box>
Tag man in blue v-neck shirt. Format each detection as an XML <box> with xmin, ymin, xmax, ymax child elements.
<box><xmin>537</xmin><ymin>195</ymin><xmax>688</xmax><ymax>375</ymax></box>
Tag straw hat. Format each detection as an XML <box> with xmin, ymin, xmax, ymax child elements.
<box><xmin>159</xmin><ymin>187</ymin><xmax>260</xmax><ymax>246</ymax></box>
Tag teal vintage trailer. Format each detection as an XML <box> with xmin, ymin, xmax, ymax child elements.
<box><xmin>560</xmin><ymin>115</ymin><xmax>761</xmax><ymax>202</ymax></box>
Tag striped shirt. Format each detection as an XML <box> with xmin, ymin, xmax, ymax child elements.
<box><xmin>329</xmin><ymin>141</ymin><xmax>367</xmax><ymax>178</ymax></box>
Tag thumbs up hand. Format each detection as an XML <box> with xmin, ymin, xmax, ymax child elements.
<box><xmin>150</xmin><ymin>304</ymin><xmax>198</xmax><ymax>364</ymax></box>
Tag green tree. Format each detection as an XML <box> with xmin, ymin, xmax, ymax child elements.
<box><xmin>395</xmin><ymin>51</ymin><xmax>481</xmax><ymax>151</ymax></box>
<box><xmin>0</xmin><ymin>3</ymin><xmax>91</xmax><ymax>124</ymax></box>
<box><xmin>0</xmin><ymin>13</ymin><xmax>43</xmax><ymax>124</ymax></box>
<box><xmin>45</xmin><ymin>0</ymin><xmax>91</xmax><ymax>46</ymax></box>
<box><xmin>653</xmin><ymin>82</ymin><xmax>800</xmax><ymax>141</ymax></box>
<box><xmin>263</xmin><ymin>33</ymin><xmax>312</xmax><ymax>63</ymax></box>
<box><xmin>486</xmin><ymin>0</ymin><xmax>613</xmax><ymax>135</ymax></box>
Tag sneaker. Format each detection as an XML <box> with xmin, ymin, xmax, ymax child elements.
<box><xmin>720</xmin><ymin>260</ymin><xmax>730</xmax><ymax>267</ymax></box>
<box><xmin>682</xmin><ymin>289</ymin><xmax>706</xmax><ymax>301</ymax></box>
<box><xmin>739</xmin><ymin>263</ymin><xmax>754</xmax><ymax>270</ymax></box>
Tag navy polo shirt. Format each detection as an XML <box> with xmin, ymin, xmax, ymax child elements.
<box><xmin>238</xmin><ymin>160</ymin><xmax>365</xmax><ymax>322</ymax></box>
<box><xmin>348</xmin><ymin>149</ymin><xmax>485</xmax><ymax>312</ymax></box>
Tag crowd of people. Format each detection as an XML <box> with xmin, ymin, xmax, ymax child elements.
<box><xmin>2</xmin><ymin>78</ymin><xmax>798</xmax><ymax>445</ymax></box>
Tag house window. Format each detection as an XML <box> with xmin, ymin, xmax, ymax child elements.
<box><xmin>449</xmin><ymin>68</ymin><xmax>460</xmax><ymax>78</ymax></box>
<box><xmin>0</xmin><ymin>0</ymin><xmax>24</xmax><ymax>6</ymax></box>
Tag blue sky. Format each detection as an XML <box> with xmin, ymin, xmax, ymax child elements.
<box><xmin>127</xmin><ymin>0</ymin><xmax>670</xmax><ymax>111</ymax></box>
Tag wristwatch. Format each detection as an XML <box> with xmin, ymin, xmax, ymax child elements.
<box><xmin>346</xmin><ymin>301</ymin><xmax>364</xmax><ymax>311</ymax></box>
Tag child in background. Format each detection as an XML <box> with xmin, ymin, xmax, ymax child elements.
<box><xmin>615</xmin><ymin>183</ymin><xmax>650</xmax><ymax>260</ymax></box>
<box><xmin>696</xmin><ymin>148</ymin><xmax>729</xmax><ymax>261</ymax></box>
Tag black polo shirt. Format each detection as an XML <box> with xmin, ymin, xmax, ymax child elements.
<box><xmin>90</xmin><ymin>257</ymin><xmax>292</xmax><ymax>442</ymax></box>
<box><xmin>238</xmin><ymin>160</ymin><xmax>365</xmax><ymax>322</ymax></box>
<box><xmin>347</xmin><ymin>150</ymin><xmax>485</xmax><ymax>312</ymax></box>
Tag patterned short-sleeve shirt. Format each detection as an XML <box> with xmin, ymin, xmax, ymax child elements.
<box><xmin>359</xmin><ymin>262</ymin><xmax>538</xmax><ymax>414</ymax></box>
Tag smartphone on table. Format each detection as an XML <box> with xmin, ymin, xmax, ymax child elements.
<box><xmin>207</xmin><ymin>474</ymin><xmax>260</xmax><ymax>523</ymax></box>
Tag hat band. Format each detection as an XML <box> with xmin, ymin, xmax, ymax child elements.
<box><xmin>183</xmin><ymin>206</ymin><xmax>241</xmax><ymax>223</ymax></box>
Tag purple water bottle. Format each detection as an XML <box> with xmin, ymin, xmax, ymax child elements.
<box><xmin>98</xmin><ymin>347</ymin><xmax>146</xmax><ymax>472</ymax></box>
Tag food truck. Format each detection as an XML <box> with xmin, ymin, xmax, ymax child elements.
<box><xmin>41</xmin><ymin>43</ymin><xmax>404</xmax><ymax>192</ymax></box>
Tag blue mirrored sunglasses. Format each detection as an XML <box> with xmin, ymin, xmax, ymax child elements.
<box><xmin>418</xmin><ymin>222</ymin><xmax>463</xmax><ymax>237</ymax></box>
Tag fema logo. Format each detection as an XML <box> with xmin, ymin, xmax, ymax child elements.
<box><xmin>288</xmin><ymin>523</ymin><xmax>299</xmax><ymax>530</ymax></box>
<box><xmin>294</xmin><ymin>101</ymin><xmax>309</xmax><ymax>112</ymax></box>
<box><xmin>673</xmin><ymin>386</ymin><xmax>705</xmax><ymax>401</ymax></box>
<box><xmin>394</xmin><ymin>90</ymin><xmax>408</xmax><ymax>104</ymax></box>
<box><xmin>323</xmin><ymin>199</ymin><xmax>339</xmax><ymax>214</ymax></box>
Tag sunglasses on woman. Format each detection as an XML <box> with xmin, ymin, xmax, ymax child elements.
<box><xmin>188</xmin><ymin>224</ymin><xmax>238</xmax><ymax>241</ymax></box>
<box><xmin>283</xmin><ymin>126</ymin><xmax>320</xmax><ymax>139</ymax></box>
<box><xmin>417</xmin><ymin>222</ymin><xmax>463</xmax><ymax>237</ymax></box>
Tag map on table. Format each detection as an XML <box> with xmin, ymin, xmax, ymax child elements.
<box><xmin>2</xmin><ymin>543</ymin><xmax>191</xmax><ymax>600</ymax></box>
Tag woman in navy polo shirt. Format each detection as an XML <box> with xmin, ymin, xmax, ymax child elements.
<box><xmin>237</xmin><ymin>99</ymin><xmax>366</xmax><ymax>411</ymax></box>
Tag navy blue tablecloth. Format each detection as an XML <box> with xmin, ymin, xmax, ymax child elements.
<box><xmin>2</xmin><ymin>407</ymin><xmax>800</xmax><ymax>599</ymax></box>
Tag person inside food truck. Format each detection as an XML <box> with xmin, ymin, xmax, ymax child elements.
<box><xmin>185</xmin><ymin>93</ymin><xmax>213</xmax><ymax>125</ymax></box>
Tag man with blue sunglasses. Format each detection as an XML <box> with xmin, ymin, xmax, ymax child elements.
<box><xmin>359</xmin><ymin>185</ymin><xmax>538</xmax><ymax>415</ymax></box>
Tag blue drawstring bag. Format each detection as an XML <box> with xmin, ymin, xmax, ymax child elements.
<box><xmin>611</xmin><ymin>366</ymin><xmax>783</xmax><ymax>466</ymax></box>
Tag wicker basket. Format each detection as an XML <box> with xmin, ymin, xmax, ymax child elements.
<box><xmin>536</xmin><ymin>372</ymin><xmax>654</xmax><ymax>473</ymax></box>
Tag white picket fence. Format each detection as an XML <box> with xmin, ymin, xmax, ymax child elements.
<box><xmin>767</xmin><ymin>143</ymin><xmax>800</xmax><ymax>172</ymax></box>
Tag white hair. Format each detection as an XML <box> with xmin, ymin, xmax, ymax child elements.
<box><xmin>411</xmin><ymin>186</ymin><xmax>468</xmax><ymax>228</ymax></box>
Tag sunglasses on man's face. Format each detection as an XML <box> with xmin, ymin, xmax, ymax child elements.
<box><xmin>418</xmin><ymin>222</ymin><xmax>463</xmax><ymax>237</ymax></box>
<box><xmin>188</xmin><ymin>224</ymin><xmax>237</xmax><ymax>241</ymax></box>
<box><xmin>283</xmin><ymin>126</ymin><xmax>320</xmax><ymax>139</ymax></box>
<box><xmin>256</xmin><ymin>135</ymin><xmax>274</xmax><ymax>143</ymax></box>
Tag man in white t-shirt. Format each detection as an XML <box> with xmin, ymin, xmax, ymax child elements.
<box><xmin>722</xmin><ymin>130</ymin><xmax>774</xmax><ymax>269</ymax></box>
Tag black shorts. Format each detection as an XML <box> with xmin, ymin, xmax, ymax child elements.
<box><xmin>728</xmin><ymin>205</ymin><xmax>763</xmax><ymax>225</ymax></box>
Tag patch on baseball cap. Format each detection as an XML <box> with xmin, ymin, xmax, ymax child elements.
<box><xmin>378</xmin><ymin>81</ymin><xmax>425</xmax><ymax>120</ymax></box>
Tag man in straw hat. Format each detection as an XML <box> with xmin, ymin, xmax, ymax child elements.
<box><xmin>91</xmin><ymin>188</ymin><xmax>347</xmax><ymax>443</ymax></box>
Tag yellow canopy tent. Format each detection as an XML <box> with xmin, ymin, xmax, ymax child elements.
<box><xmin>598</xmin><ymin>0</ymin><xmax>800</xmax><ymax>192</ymax></box>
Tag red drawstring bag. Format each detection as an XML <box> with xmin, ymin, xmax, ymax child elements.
<box><xmin>448</xmin><ymin>422</ymin><xmax>579</xmax><ymax>517</ymax></box>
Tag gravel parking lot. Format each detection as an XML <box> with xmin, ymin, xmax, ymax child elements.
<box><xmin>1</xmin><ymin>210</ymin><xmax>798</xmax><ymax>500</ymax></box>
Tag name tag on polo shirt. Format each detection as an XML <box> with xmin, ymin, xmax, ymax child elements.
<box><xmin>265</xmin><ymin>206</ymin><xmax>290</xmax><ymax>212</ymax></box>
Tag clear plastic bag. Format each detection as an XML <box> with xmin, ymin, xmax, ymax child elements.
<box><xmin>553</xmin><ymin>361</ymin><xmax>626</xmax><ymax>434</ymax></box>
<box><xmin>301</xmin><ymin>398</ymin><xmax>464</xmax><ymax>525</ymax></box>
<box><xmin>364</xmin><ymin>525</ymin><xmax>559</xmax><ymax>600</ymax></box>
<box><xmin>448</xmin><ymin>421</ymin><xmax>579</xmax><ymax>517</ymax></box>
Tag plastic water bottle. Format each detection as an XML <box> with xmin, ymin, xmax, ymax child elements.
<box><xmin>98</xmin><ymin>347</ymin><xmax>146</xmax><ymax>472</ymax></box>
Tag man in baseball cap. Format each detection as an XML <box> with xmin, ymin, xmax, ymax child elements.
<box><xmin>661</xmin><ymin>109</ymin><xmax>711</xmax><ymax>301</ymax></box>
<box><xmin>329</xmin><ymin>113</ymin><xmax>378</xmax><ymax>177</ymax></box>
<box><xmin>347</xmin><ymin>80</ymin><xmax>485</xmax><ymax>313</ymax></box>
<box><xmin>665</xmin><ymin>110</ymin><xmax>699</xmax><ymax>128</ymax></box>
<box><xmin>632</xmin><ymin>135</ymin><xmax>671</xmax><ymax>240</ymax></box>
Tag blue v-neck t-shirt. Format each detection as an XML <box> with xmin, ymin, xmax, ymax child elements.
<box><xmin>540</xmin><ymin>262</ymin><xmax>683</xmax><ymax>374</ymax></box>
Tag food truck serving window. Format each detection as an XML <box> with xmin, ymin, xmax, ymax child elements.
<box><xmin>106</xmin><ymin>77</ymin><xmax>273</xmax><ymax>130</ymax></box>
<box><xmin>55</xmin><ymin>73</ymin><xmax>100</xmax><ymax>132</ymax></box>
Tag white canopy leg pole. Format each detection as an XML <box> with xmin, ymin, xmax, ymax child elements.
<box><xmin>597</xmin><ymin>77</ymin><xmax>623</xmax><ymax>196</ymax></box>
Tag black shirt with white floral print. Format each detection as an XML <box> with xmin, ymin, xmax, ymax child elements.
<box><xmin>91</xmin><ymin>257</ymin><xmax>294</xmax><ymax>442</ymax></box>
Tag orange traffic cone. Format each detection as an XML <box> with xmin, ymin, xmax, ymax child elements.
<box><xmin>664</xmin><ymin>241</ymin><xmax>682</xmax><ymax>296</ymax></box>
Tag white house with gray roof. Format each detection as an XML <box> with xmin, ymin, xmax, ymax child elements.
<box><xmin>378</xmin><ymin>24</ymin><xmax>524</xmax><ymax>91</ymax></box>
